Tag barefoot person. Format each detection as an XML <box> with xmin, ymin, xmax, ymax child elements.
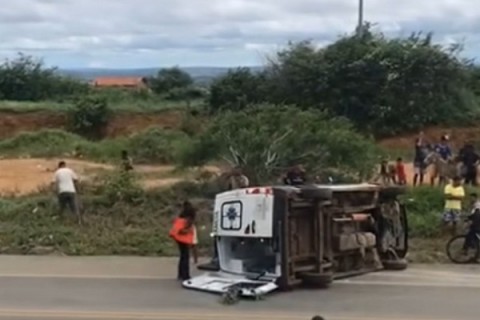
<box><xmin>53</xmin><ymin>161</ymin><xmax>82</xmax><ymax>224</ymax></box>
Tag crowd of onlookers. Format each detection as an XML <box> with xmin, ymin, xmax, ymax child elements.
<box><xmin>376</xmin><ymin>131</ymin><xmax>480</xmax><ymax>187</ymax></box>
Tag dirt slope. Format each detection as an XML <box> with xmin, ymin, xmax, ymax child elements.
<box><xmin>0</xmin><ymin>158</ymin><xmax>220</xmax><ymax>196</ymax></box>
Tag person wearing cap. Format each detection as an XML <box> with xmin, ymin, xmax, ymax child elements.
<box><xmin>443</xmin><ymin>176</ymin><xmax>465</xmax><ymax>235</ymax></box>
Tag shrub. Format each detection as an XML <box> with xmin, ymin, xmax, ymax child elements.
<box><xmin>93</xmin><ymin>171</ymin><xmax>145</xmax><ymax>206</ymax></box>
<box><xmin>148</xmin><ymin>67</ymin><xmax>193</xmax><ymax>94</ymax></box>
<box><xmin>0</xmin><ymin>130</ymin><xmax>86</xmax><ymax>158</ymax></box>
<box><xmin>69</xmin><ymin>95</ymin><xmax>112</xmax><ymax>139</ymax></box>
<box><xmin>127</xmin><ymin>127</ymin><xmax>193</xmax><ymax>164</ymax></box>
<box><xmin>182</xmin><ymin>105</ymin><xmax>380</xmax><ymax>184</ymax></box>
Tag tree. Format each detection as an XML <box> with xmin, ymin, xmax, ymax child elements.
<box><xmin>148</xmin><ymin>67</ymin><xmax>193</xmax><ymax>94</ymax></box>
<box><xmin>0</xmin><ymin>53</ymin><xmax>88</xmax><ymax>101</ymax></box>
<box><xmin>180</xmin><ymin>105</ymin><xmax>380</xmax><ymax>184</ymax></box>
<box><xmin>208</xmin><ymin>68</ymin><xmax>266</xmax><ymax>112</ymax></box>
<box><xmin>209</xmin><ymin>25</ymin><xmax>478</xmax><ymax>137</ymax></box>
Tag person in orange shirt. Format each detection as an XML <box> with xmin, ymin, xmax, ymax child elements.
<box><xmin>396</xmin><ymin>157</ymin><xmax>407</xmax><ymax>185</ymax></box>
<box><xmin>170</xmin><ymin>201</ymin><xmax>197</xmax><ymax>281</ymax></box>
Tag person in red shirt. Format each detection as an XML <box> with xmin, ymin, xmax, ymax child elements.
<box><xmin>396</xmin><ymin>157</ymin><xmax>407</xmax><ymax>185</ymax></box>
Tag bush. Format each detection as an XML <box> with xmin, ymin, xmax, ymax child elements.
<box><xmin>93</xmin><ymin>171</ymin><xmax>145</xmax><ymax>206</ymax></box>
<box><xmin>209</xmin><ymin>68</ymin><xmax>265</xmax><ymax>112</ymax></box>
<box><xmin>181</xmin><ymin>105</ymin><xmax>380</xmax><ymax>183</ymax></box>
<box><xmin>165</xmin><ymin>86</ymin><xmax>207</xmax><ymax>101</ymax></box>
<box><xmin>127</xmin><ymin>127</ymin><xmax>194</xmax><ymax>164</ymax></box>
<box><xmin>0</xmin><ymin>176</ymin><xmax>215</xmax><ymax>256</ymax></box>
<box><xmin>69</xmin><ymin>96</ymin><xmax>112</xmax><ymax>139</ymax></box>
<box><xmin>148</xmin><ymin>67</ymin><xmax>193</xmax><ymax>94</ymax></box>
<box><xmin>0</xmin><ymin>130</ymin><xmax>87</xmax><ymax>158</ymax></box>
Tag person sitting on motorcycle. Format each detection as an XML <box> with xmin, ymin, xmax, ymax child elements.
<box><xmin>463</xmin><ymin>193</ymin><xmax>480</xmax><ymax>256</ymax></box>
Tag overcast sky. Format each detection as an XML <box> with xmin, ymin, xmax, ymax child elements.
<box><xmin>2</xmin><ymin>0</ymin><xmax>479</xmax><ymax>68</ymax></box>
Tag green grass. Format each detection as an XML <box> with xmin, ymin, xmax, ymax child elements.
<box><xmin>0</xmin><ymin>128</ymin><xmax>194</xmax><ymax>165</ymax></box>
<box><xmin>0</xmin><ymin>177</ymin><xmax>217</xmax><ymax>256</ymax></box>
<box><xmin>0</xmin><ymin>98</ymin><xmax>205</xmax><ymax>113</ymax></box>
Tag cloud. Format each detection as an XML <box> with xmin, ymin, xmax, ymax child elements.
<box><xmin>0</xmin><ymin>0</ymin><xmax>478</xmax><ymax>67</ymax></box>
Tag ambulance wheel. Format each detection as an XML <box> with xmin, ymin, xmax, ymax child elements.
<box><xmin>382</xmin><ymin>258</ymin><xmax>408</xmax><ymax>271</ymax></box>
<box><xmin>299</xmin><ymin>187</ymin><xmax>332</xmax><ymax>201</ymax></box>
<box><xmin>299</xmin><ymin>272</ymin><xmax>333</xmax><ymax>289</ymax></box>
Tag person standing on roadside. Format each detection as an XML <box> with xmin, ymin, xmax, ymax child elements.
<box><xmin>53</xmin><ymin>161</ymin><xmax>82</xmax><ymax>225</ymax></box>
<box><xmin>169</xmin><ymin>201</ymin><xmax>198</xmax><ymax>281</ymax></box>
<box><xmin>443</xmin><ymin>176</ymin><xmax>465</xmax><ymax>235</ymax></box>
<box><xmin>413</xmin><ymin>131</ymin><xmax>427</xmax><ymax>186</ymax></box>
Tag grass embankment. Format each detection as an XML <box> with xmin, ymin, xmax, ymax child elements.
<box><xmin>0</xmin><ymin>175</ymin><xmax>220</xmax><ymax>256</ymax></box>
<box><xmin>0</xmin><ymin>98</ymin><xmax>204</xmax><ymax>113</ymax></box>
<box><xmin>405</xmin><ymin>186</ymin><xmax>480</xmax><ymax>263</ymax></box>
<box><xmin>0</xmin><ymin>129</ymin><xmax>194</xmax><ymax>165</ymax></box>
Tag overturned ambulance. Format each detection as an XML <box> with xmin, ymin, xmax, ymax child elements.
<box><xmin>184</xmin><ymin>184</ymin><xmax>408</xmax><ymax>297</ymax></box>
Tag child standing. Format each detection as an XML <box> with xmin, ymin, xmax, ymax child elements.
<box><xmin>396</xmin><ymin>158</ymin><xmax>407</xmax><ymax>185</ymax></box>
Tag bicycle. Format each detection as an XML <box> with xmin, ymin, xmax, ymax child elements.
<box><xmin>446</xmin><ymin>230</ymin><xmax>480</xmax><ymax>264</ymax></box>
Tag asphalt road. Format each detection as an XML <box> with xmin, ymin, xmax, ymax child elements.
<box><xmin>0</xmin><ymin>256</ymin><xmax>478</xmax><ymax>320</ymax></box>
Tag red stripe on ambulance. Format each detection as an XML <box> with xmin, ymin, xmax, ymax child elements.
<box><xmin>245</xmin><ymin>187</ymin><xmax>272</xmax><ymax>195</ymax></box>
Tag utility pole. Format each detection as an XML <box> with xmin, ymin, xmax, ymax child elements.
<box><xmin>356</xmin><ymin>0</ymin><xmax>364</xmax><ymax>36</ymax></box>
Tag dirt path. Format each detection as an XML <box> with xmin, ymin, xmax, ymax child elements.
<box><xmin>0</xmin><ymin>158</ymin><xmax>220</xmax><ymax>196</ymax></box>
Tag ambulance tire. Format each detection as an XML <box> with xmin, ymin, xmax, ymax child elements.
<box><xmin>382</xmin><ymin>258</ymin><xmax>408</xmax><ymax>271</ymax></box>
<box><xmin>299</xmin><ymin>187</ymin><xmax>332</xmax><ymax>201</ymax></box>
<box><xmin>299</xmin><ymin>272</ymin><xmax>333</xmax><ymax>289</ymax></box>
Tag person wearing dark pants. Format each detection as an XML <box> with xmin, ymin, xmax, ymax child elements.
<box><xmin>177</xmin><ymin>241</ymin><xmax>191</xmax><ymax>280</ymax></box>
<box><xmin>413</xmin><ymin>133</ymin><xmax>427</xmax><ymax>186</ymax></box>
<box><xmin>170</xmin><ymin>201</ymin><xmax>197</xmax><ymax>281</ymax></box>
<box><xmin>459</xmin><ymin>143</ymin><xmax>479</xmax><ymax>186</ymax></box>
<box><xmin>53</xmin><ymin>161</ymin><xmax>82</xmax><ymax>224</ymax></box>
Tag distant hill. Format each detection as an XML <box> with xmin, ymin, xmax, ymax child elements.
<box><xmin>59</xmin><ymin>66</ymin><xmax>263</xmax><ymax>85</ymax></box>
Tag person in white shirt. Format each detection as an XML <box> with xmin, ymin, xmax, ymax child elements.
<box><xmin>53</xmin><ymin>161</ymin><xmax>81</xmax><ymax>224</ymax></box>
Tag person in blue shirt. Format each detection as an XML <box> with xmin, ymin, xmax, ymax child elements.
<box><xmin>434</xmin><ymin>135</ymin><xmax>452</xmax><ymax>161</ymax></box>
<box><xmin>431</xmin><ymin>135</ymin><xmax>453</xmax><ymax>185</ymax></box>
